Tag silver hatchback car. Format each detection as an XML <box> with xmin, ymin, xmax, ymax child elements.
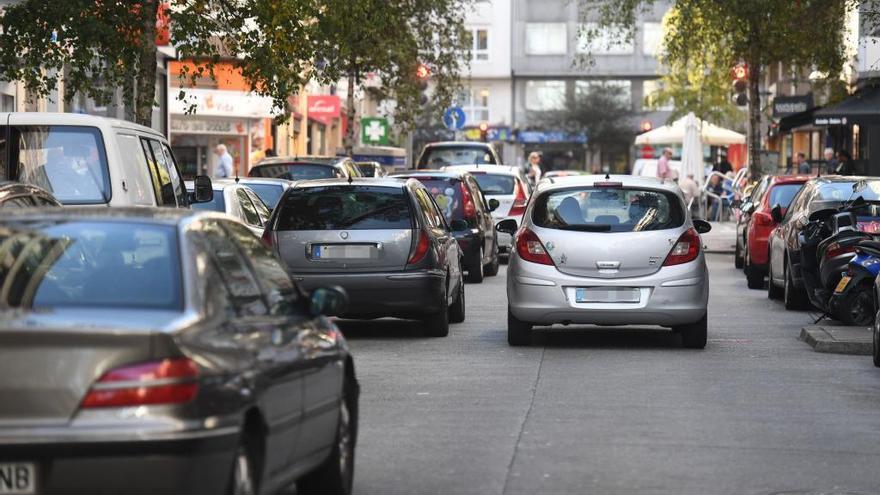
<box><xmin>497</xmin><ymin>175</ymin><xmax>712</xmax><ymax>348</ymax></box>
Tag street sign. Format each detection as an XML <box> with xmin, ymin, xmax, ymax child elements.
<box><xmin>361</xmin><ymin>117</ymin><xmax>389</xmax><ymax>145</ymax></box>
<box><xmin>443</xmin><ymin>107</ymin><xmax>466</xmax><ymax>130</ymax></box>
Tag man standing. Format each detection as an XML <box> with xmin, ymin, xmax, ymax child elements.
<box><xmin>824</xmin><ymin>148</ymin><xmax>837</xmax><ymax>174</ymax></box>
<box><xmin>836</xmin><ymin>150</ymin><xmax>856</xmax><ymax>175</ymax></box>
<box><xmin>795</xmin><ymin>152</ymin><xmax>810</xmax><ymax>174</ymax></box>
<box><xmin>214</xmin><ymin>144</ymin><xmax>233</xmax><ymax>179</ymax></box>
<box><xmin>527</xmin><ymin>151</ymin><xmax>543</xmax><ymax>185</ymax></box>
<box><xmin>657</xmin><ymin>147</ymin><xmax>673</xmax><ymax>182</ymax></box>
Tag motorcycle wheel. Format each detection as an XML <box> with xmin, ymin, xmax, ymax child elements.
<box><xmin>835</xmin><ymin>286</ymin><xmax>875</xmax><ymax>327</ymax></box>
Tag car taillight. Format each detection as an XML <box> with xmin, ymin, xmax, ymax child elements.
<box><xmin>460</xmin><ymin>183</ymin><xmax>477</xmax><ymax>221</ymax></box>
<box><xmin>663</xmin><ymin>228</ymin><xmax>701</xmax><ymax>266</ymax></box>
<box><xmin>81</xmin><ymin>358</ymin><xmax>199</xmax><ymax>409</ymax></box>
<box><xmin>509</xmin><ymin>180</ymin><xmax>528</xmax><ymax>217</ymax></box>
<box><xmin>515</xmin><ymin>228</ymin><xmax>554</xmax><ymax>265</ymax></box>
<box><xmin>261</xmin><ymin>229</ymin><xmax>275</xmax><ymax>248</ymax></box>
<box><xmin>753</xmin><ymin>211</ymin><xmax>773</xmax><ymax>227</ymax></box>
<box><xmin>825</xmin><ymin>242</ymin><xmax>856</xmax><ymax>259</ymax></box>
<box><xmin>407</xmin><ymin>229</ymin><xmax>430</xmax><ymax>265</ymax></box>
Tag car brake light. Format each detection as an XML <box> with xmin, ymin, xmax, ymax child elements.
<box><xmin>825</xmin><ymin>242</ymin><xmax>856</xmax><ymax>259</ymax></box>
<box><xmin>515</xmin><ymin>228</ymin><xmax>554</xmax><ymax>265</ymax></box>
<box><xmin>753</xmin><ymin>211</ymin><xmax>773</xmax><ymax>227</ymax></box>
<box><xmin>261</xmin><ymin>229</ymin><xmax>275</xmax><ymax>248</ymax></box>
<box><xmin>460</xmin><ymin>183</ymin><xmax>477</xmax><ymax>221</ymax></box>
<box><xmin>509</xmin><ymin>180</ymin><xmax>528</xmax><ymax>217</ymax></box>
<box><xmin>407</xmin><ymin>229</ymin><xmax>430</xmax><ymax>265</ymax></box>
<box><xmin>81</xmin><ymin>358</ymin><xmax>199</xmax><ymax>409</ymax></box>
<box><xmin>663</xmin><ymin>228</ymin><xmax>701</xmax><ymax>266</ymax></box>
<box><xmin>593</xmin><ymin>181</ymin><xmax>623</xmax><ymax>188</ymax></box>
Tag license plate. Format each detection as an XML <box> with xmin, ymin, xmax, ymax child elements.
<box><xmin>576</xmin><ymin>287</ymin><xmax>640</xmax><ymax>303</ymax></box>
<box><xmin>312</xmin><ymin>244</ymin><xmax>375</xmax><ymax>260</ymax></box>
<box><xmin>835</xmin><ymin>275</ymin><xmax>852</xmax><ymax>294</ymax></box>
<box><xmin>0</xmin><ymin>463</ymin><xmax>36</xmax><ymax>494</ymax></box>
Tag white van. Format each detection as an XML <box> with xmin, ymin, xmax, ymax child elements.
<box><xmin>0</xmin><ymin>113</ymin><xmax>212</xmax><ymax>207</ymax></box>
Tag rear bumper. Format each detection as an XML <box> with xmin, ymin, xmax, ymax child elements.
<box><xmin>294</xmin><ymin>270</ymin><xmax>445</xmax><ymax>318</ymax></box>
<box><xmin>507</xmin><ymin>255</ymin><xmax>709</xmax><ymax>327</ymax></box>
<box><xmin>0</xmin><ymin>428</ymin><xmax>239</xmax><ymax>495</ymax></box>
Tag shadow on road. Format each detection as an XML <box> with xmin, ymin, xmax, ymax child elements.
<box><xmin>535</xmin><ymin>326</ymin><xmax>684</xmax><ymax>349</ymax></box>
<box><xmin>336</xmin><ymin>318</ymin><xmax>429</xmax><ymax>339</ymax></box>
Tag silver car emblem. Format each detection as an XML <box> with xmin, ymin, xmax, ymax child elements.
<box><xmin>340</xmin><ymin>231</ymin><xmax>349</xmax><ymax>240</ymax></box>
<box><xmin>596</xmin><ymin>261</ymin><xmax>620</xmax><ymax>269</ymax></box>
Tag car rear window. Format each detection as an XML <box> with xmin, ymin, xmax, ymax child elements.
<box><xmin>767</xmin><ymin>183</ymin><xmax>803</xmax><ymax>209</ymax></box>
<box><xmin>471</xmin><ymin>173</ymin><xmax>515</xmax><ymax>195</ymax></box>
<box><xmin>249</xmin><ymin>163</ymin><xmax>338</xmax><ymax>180</ymax></box>
<box><xmin>190</xmin><ymin>189</ymin><xmax>226</xmax><ymax>212</ymax></box>
<box><xmin>408</xmin><ymin>177</ymin><xmax>463</xmax><ymax>222</ymax></box>
<box><xmin>244</xmin><ymin>183</ymin><xmax>284</xmax><ymax>209</ymax></box>
<box><xmin>276</xmin><ymin>186</ymin><xmax>413</xmax><ymax>230</ymax></box>
<box><xmin>0</xmin><ymin>221</ymin><xmax>181</xmax><ymax>310</ymax></box>
<box><xmin>418</xmin><ymin>147</ymin><xmax>496</xmax><ymax>168</ymax></box>
<box><xmin>533</xmin><ymin>187</ymin><xmax>684</xmax><ymax>232</ymax></box>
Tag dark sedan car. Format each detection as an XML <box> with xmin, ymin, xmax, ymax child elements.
<box><xmin>262</xmin><ymin>178</ymin><xmax>465</xmax><ymax>337</ymax></box>
<box><xmin>249</xmin><ymin>156</ymin><xmax>362</xmax><ymax>181</ymax></box>
<box><xmin>392</xmin><ymin>170</ymin><xmax>500</xmax><ymax>283</ymax></box>
<box><xmin>768</xmin><ymin>176</ymin><xmax>880</xmax><ymax>309</ymax></box>
<box><xmin>0</xmin><ymin>181</ymin><xmax>61</xmax><ymax>207</ymax></box>
<box><xmin>0</xmin><ymin>208</ymin><xmax>358</xmax><ymax>495</ymax></box>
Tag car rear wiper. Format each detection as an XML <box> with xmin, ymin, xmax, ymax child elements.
<box><xmin>558</xmin><ymin>224</ymin><xmax>612</xmax><ymax>232</ymax></box>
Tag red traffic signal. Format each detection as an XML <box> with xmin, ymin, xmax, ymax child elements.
<box><xmin>478</xmin><ymin>122</ymin><xmax>489</xmax><ymax>132</ymax></box>
<box><xmin>732</xmin><ymin>64</ymin><xmax>748</xmax><ymax>81</ymax></box>
<box><xmin>415</xmin><ymin>64</ymin><xmax>431</xmax><ymax>80</ymax></box>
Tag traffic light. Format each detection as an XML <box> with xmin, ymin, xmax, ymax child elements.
<box><xmin>416</xmin><ymin>63</ymin><xmax>430</xmax><ymax>105</ymax></box>
<box><xmin>732</xmin><ymin>64</ymin><xmax>748</xmax><ymax>107</ymax></box>
<box><xmin>479</xmin><ymin>122</ymin><xmax>489</xmax><ymax>142</ymax></box>
<box><xmin>415</xmin><ymin>63</ymin><xmax>431</xmax><ymax>80</ymax></box>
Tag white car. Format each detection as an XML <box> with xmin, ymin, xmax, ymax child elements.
<box><xmin>186</xmin><ymin>179</ymin><xmax>272</xmax><ymax>237</ymax></box>
<box><xmin>632</xmin><ymin>158</ymin><xmax>681</xmax><ymax>180</ymax></box>
<box><xmin>444</xmin><ymin>165</ymin><xmax>532</xmax><ymax>256</ymax></box>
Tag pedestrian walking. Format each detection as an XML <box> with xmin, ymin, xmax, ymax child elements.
<box><xmin>657</xmin><ymin>147</ymin><xmax>673</xmax><ymax>182</ymax></box>
<box><xmin>214</xmin><ymin>144</ymin><xmax>234</xmax><ymax>179</ymax></box>
<box><xmin>835</xmin><ymin>150</ymin><xmax>856</xmax><ymax>176</ymax></box>
<box><xmin>527</xmin><ymin>151</ymin><xmax>543</xmax><ymax>184</ymax></box>
<box><xmin>795</xmin><ymin>152</ymin><xmax>810</xmax><ymax>174</ymax></box>
<box><xmin>823</xmin><ymin>148</ymin><xmax>837</xmax><ymax>175</ymax></box>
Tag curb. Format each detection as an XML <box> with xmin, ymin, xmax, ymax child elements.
<box><xmin>799</xmin><ymin>326</ymin><xmax>872</xmax><ymax>355</ymax></box>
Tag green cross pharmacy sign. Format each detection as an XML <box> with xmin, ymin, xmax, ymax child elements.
<box><xmin>361</xmin><ymin>117</ymin><xmax>389</xmax><ymax>145</ymax></box>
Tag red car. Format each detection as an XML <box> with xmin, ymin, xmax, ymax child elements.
<box><xmin>743</xmin><ymin>175</ymin><xmax>810</xmax><ymax>289</ymax></box>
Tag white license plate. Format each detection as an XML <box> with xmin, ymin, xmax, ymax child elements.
<box><xmin>0</xmin><ymin>463</ymin><xmax>36</xmax><ymax>494</ymax></box>
<box><xmin>312</xmin><ymin>244</ymin><xmax>375</xmax><ymax>260</ymax></box>
<box><xmin>576</xmin><ymin>287</ymin><xmax>640</xmax><ymax>303</ymax></box>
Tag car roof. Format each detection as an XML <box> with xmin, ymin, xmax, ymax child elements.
<box><xmin>254</xmin><ymin>156</ymin><xmax>345</xmax><ymax>167</ymax></box>
<box><xmin>769</xmin><ymin>174</ymin><xmax>812</xmax><ymax>185</ymax></box>
<box><xmin>535</xmin><ymin>174</ymin><xmax>681</xmax><ymax>194</ymax></box>
<box><xmin>443</xmin><ymin>165</ymin><xmax>520</xmax><ymax>176</ymax></box>
<box><xmin>0</xmin><ymin>112</ymin><xmax>164</xmax><ymax>138</ymax></box>
<box><xmin>0</xmin><ymin>206</ymin><xmax>226</xmax><ymax>226</ymax></box>
<box><xmin>422</xmin><ymin>141</ymin><xmax>493</xmax><ymax>149</ymax></box>
<box><xmin>392</xmin><ymin>170</ymin><xmax>468</xmax><ymax>180</ymax></box>
<box><xmin>232</xmin><ymin>177</ymin><xmax>295</xmax><ymax>186</ymax></box>
<box><xmin>290</xmin><ymin>177</ymin><xmax>410</xmax><ymax>189</ymax></box>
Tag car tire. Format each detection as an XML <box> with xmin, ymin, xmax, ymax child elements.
<box><xmin>507</xmin><ymin>307</ymin><xmax>532</xmax><ymax>346</ymax></box>
<box><xmin>783</xmin><ymin>259</ymin><xmax>807</xmax><ymax>310</ymax></box>
<box><xmin>467</xmin><ymin>248</ymin><xmax>485</xmax><ymax>283</ymax></box>
<box><xmin>768</xmin><ymin>254</ymin><xmax>784</xmax><ymax>300</ymax></box>
<box><xmin>227</xmin><ymin>435</ymin><xmax>260</xmax><ymax>495</ymax></box>
<box><xmin>297</xmin><ymin>374</ymin><xmax>358</xmax><ymax>495</ymax></box>
<box><xmin>835</xmin><ymin>285</ymin><xmax>875</xmax><ymax>327</ymax></box>
<box><xmin>485</xmin><ymin>248</ymin><xmax>500</xmax><ymax>277</ymax></box>
<box><xmin>449</xmin><ymin>278</ymin><xmax>466</xmax><ymax>324</ymax></box>
<box><xmin>424</xmin><ymin>285</ymin><xmax>450</xmax><ymax>337</ymax></box>
<box><xmin>676</xmin><ymin>313</ymin><xmax>708</xmax><ymax>349</ymax></box>
<box><xmin>745</xmin><ymin>256</ymin><xmax>764</xmax><ymax>290</ymax></box>
<box><xmin>734</xmin><ymin>237</ymin><xmax>744</xmax><ymax>269</ymax></box>
<box><xmin>873</xmin><ymin>312</ymin><xmax>880</xmax><ymax>367</ymax></box>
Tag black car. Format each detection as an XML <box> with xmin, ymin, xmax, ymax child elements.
<box><xmin>249</xmin><ymin>156</ymin><xmax>363</xmax><ymax>180</ymax></box>
<box><xmin>768</xmin><ymin>176</ymin><xmax>880</xmax><ymax>309</ymax></box>
<box><xmin>0</xmin><ymin>181</ymin><xmax>61</xmax><ymax>207</ymax></box>
<box><xmin>393</xmin><ymin>170</ymin><xmax>500</xmax><ymax>282</ymax></box>
<box><xmin>415</xmin><ymin>141</ymin><xmax>501</xmax><ymax>169</ymax></box>
<box><xmin>0</xmin><ymin>208</ymin><xmax>358</xmax><ymax>495</ymax></box>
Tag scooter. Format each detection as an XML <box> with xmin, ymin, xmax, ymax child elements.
<box><xmin>828</xmin><ymin>240</ymin><xmax>880</xmax><ymax>326</ymax></box>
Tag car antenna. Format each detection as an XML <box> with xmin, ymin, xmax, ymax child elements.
<box><xmin>605</xmin><ymin>173</ymin><xmax>610</xmax><ymax>180</ymax></box>
<box><xmin>348</xmin><ymin>174</ymin><xmax>353</xmax><ymax>185</ymax></box>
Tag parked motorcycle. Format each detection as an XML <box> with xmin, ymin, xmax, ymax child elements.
<box><xmin>829</xmin><ymin>239</ymin><xmax>880</xmax><ymax>326</ymax></box>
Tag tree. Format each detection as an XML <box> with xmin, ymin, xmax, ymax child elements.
<box><xmin>312</xmin><ymin>0</ymin><xmax>470</xmax><ymax>155</ymax></box>
<box><xmin>579</xmin><ymin>0</ymin><xmax>851</xmax><ymax>176</ymax></box>
<box><xmin>0</xmin><ymin>0</ymin><xmax>321</xmax><ymax>127</ymax></box>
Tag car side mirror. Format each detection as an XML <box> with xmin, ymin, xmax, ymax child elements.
<box><xmin>190</xmin><ymin>175</ymin><xmax>213</xmax><ymax>204</ymax></box>
<box><xmin>488</xmin><ymin>198</ymin><xmax>500</xmax><ymax>212</ymax></box>
<box><xmin>449</xmin><ymin>219</ymin><xmax>470</xmax><ymax>232</ymax></box>
<box><xmin>731</xmin><ymin>199</ymin><xmax>743</xmax><ymax>210</ymax></box>
<box><xmin>693</xmin><ymin>219</ymin><xmax>712</xmax><ymax>234</ymax></box>
<box><xmin>770</xmin><ymin>204</ymin><xmax>783</xmax><ymax>223</ymax></box>
<box><xmin>309</xmin><ymin>286</ymin><xmax>348</xmax><ymax>317</ymax></box>
<box><xmin>496</xmin><ymin>218</ymin><xmax>518</xmax><ymax>235</ymax></box>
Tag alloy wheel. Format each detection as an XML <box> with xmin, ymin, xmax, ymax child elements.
<box><xmin>231</xmin><ymin>448</ymin><xmax>255</xmax><ymax>495</ymax></box>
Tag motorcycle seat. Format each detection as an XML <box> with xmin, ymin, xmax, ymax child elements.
<box><xmin>856</xmin><ymin>239</ymin><xmax>880</xmax><ymax>256</ymax></box>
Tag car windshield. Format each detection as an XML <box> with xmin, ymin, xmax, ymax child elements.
<box><xmin>15</xmin><ymin>126</ymin><xmax>111</xmax><ymax>204</ymax></box>
<box><xmin>533</xmin><ymin>187</ymin><xmax>684</xmax><ymax>233</ymax></box>
<box><xmin>818</xmin><ymin>180</ymin><xmax>880</xmax><ymax>202</ymax></box>
<box><xmin>276</xmin><ymin>186</ymin><xmax>412</xmax><ymax>230</ymax></box>
<box><xmin>244</xmin><ymin>183</ymin><xmax>285</xmax><ymax>209</ymax></box>
<box><xmin>419</xmin><ymin>147</ymin><xmax>495</xmax><ymax>168</ymax></box>
<box><xmin>250</xmin><ymin>163</ymin><xmax>338</xmax><ymax>180</ymax></box>
<box><xmin>767</xmin><ymin>183</ymin><xmax>803</xmax><ymax>209</ymax></box>
<box><xmin>0</xmin><ymin>221</ymin><xmax>181</xmax><ymax>310</ymax></box>
<box><xmin>471</xmin><ymin>173</ymin><xmax>515</xmax><ymax>195</ymax></box>
<box><xmin>189</xmin><ymin>189</ymin><xmax>226</xmax><ymax>212</ymax></box>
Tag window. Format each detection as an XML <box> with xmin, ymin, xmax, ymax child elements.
<box><xmin>642</xmin><ymin>79</ymin><xmax>673</xmax><ymax>111</ymax></box>
<box><xmin>191</xmin><ymin>189</ymin><xmax>226</xmax><ymax>212</ymax></box>
<box><xmin>15</xmin><ymin>126</ymin><xmax>110</xmax><ymax>204</ymax></box>
<box><xmin>141</xmin><ymin>138</ymin><xmax>187</xmax><ymax>207</ymax></box>
<box><xmin>575</xmin><ymin>80</ymin><xmax>632</xmax><ymax>108</ymax></box>
<box><xmin>525</xmin><ymin>80</ymin><xmax>566</xmax><ymax>111</ymax></box>
<box><xmin>198</xmin><ymin>221</ymin><xmax>266</xmax><ymax>317</ymax></box>
<box><xmin>245</xmin><ymin>189</ymin><xmax>271</xmax><ymax>225</ymax></box>
<box><xmin>243</xmin><ymin>183</ymin><xmax>284</xmax><ymax>209</ymax></box>
<box><xmin>249</xmin><ymin>163</ymin><xmax>336</xmax><ymax>180</ymax></box>
<box><xmin>642</xmin><ymin>22</ymin><xmax>663</xmax><ymax>56</ymax></box>
<box><xmin>467</xmin><ymin>28</ymin><xmax>489</xmax><ymax>61</ymax></box>
<box><xmin>416</xmin><ymin>178</ymin><xmax>464</xmax><ymax>223</ymax></box>
<box><xmin>236</xmin><ymin>188</ymin><xmax>263</xmax><ymax>227</ymax></box>
<box><xmin>533</xmin><ymin>187</ymin><xmax>684</xmax><ymax>233</ymax></box>
<box><xmin>414</xmin><ymin>188</ymin><xmax>445</xmax><ymax>229</ymax></box>
<box><xmin>525</xmin><ymin>23</ymin><xmax>567</xmax><ymax>55</ymax></box>
<box><xmin>578</xmin><ymin>23</ymin><xmax>633</xmax><ymax>55</ymax></box>
<box><xmin>471</xmin><ymin>173</ymin><xmax>516</xmax><ymax>195</ymax></box>
<box><xmin>115</xmin><ymin>134</ymin><xmax>156</xmax><ymax>206</ymax></box>
<box><xmin>418</xmin><ymin>145</ymin><xmax>496</xmax><ymax>167</ymax></box>
<box><xmin>460</xmin><ymin>88</ymin><xmax>490</xmax><ymax>124</ymax></box>
<box><xmin>277</xmin><ymin>186</ymin><xmax>413</xmax><ymax>231</ymax></box>
<box><xmin>767</xmin><ymin>184</ymin><xmax>803</xmax><ymax>210</ymax></box>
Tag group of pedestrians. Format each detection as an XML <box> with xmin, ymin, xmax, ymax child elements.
<box><xmin>785</xmin><ymin>148</ymin><xmax>855</xmax><ymax>176</ymax></box>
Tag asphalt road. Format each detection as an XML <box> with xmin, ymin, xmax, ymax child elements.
<box><xmin>340</xmin><ymin>254</ymin><xmax>880</xmax><ymax>495</ymax></box>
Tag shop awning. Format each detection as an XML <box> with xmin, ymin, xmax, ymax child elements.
<box><xmin>813</xmin><ymin>86</ymin><xmax>880</xmax><ymax>126</ymax></box>
<box><xmin>779</xmin><ymin>106</ymin><xmax>822</xmax><ymax>133</ymax></box>
<box><xmin>634</xmin><ymin>115</ymin><xmax>745</xmax><ymax>146</ymax></box>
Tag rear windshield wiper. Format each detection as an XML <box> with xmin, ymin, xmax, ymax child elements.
<box><xmin>557</xmin><ymin>224</ymin><xmax>612</xmax><ymax>232</ymax></box>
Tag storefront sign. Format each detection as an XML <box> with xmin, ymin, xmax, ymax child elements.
<box><xmin>308</xmin><ymin>95</ymin><xmax>341</xmax><ymax>125</ymax></box>
<box><xmin>517</xmin><ymin>130</ymin><xmax>587</xmax><ymax>144</ymax></box>
<box><xmin>814</xmin><ymin>117</ymin><xmax>848</xmax><ymax>126</ymax></box>
<box><xmin>170</xmin><ymin>117</ymin><xmax>247</xmax><ymax>135</ymax></box>
<box><xmin>772</xmin><ymin>95</ymin><xmax>814</xmax><ymax>118</ymax></box>
<box><xmin>170</xmin><ymin>89</ymin><xmax>277</xmax><ymax>118</ymax></box>
<box><xmin>361</xmin><ymin>117</ymin><xmax>389</xmax><ymax>145</ymax></box>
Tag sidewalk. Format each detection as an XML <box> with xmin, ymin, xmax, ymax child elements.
<box><xmin>800</xmin><ymin>325</ymin><xmax>873</xmax><ymax>355</ymax></box>
<box><xmin>702</xmin><ymin>221</ymin><xmax>737</xmax><ymax>254</ymax></box>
